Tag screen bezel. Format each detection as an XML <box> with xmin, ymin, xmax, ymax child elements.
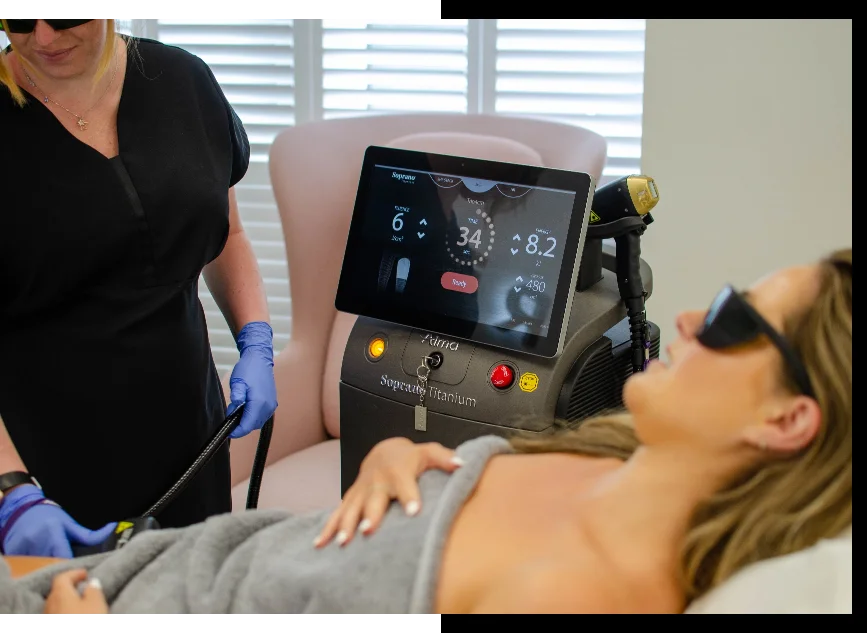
<box><xmin>335</xmin><ymin>145</ymin><xmax>595</xmax><ymax>358</ymax></box>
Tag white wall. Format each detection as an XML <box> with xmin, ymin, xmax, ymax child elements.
<box><xmin>640</xmin><ymin>19</ymin><xmax>852</xmax><ymax>350</ymax></box>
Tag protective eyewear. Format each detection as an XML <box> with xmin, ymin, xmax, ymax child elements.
<box><xmin>1</xmin><ymin>20</ymin><xmax>93</xmax><ymax>34</ymax></box>
<box><xmin>696</xmin><ymin>285</ymin><xmax>815</xmax><ymax>398</ymax></box>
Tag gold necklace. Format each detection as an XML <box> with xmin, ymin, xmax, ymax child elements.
<box><xmin>22</xmin><ymin>49</ymin><xmax>119</xmax><ymax>132</ymax></box>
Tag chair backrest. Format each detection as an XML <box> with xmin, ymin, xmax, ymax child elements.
<box><xmin>268</xmin><ymin>113</ymin><xmax>608</xmax><ymax>443</ymax></box>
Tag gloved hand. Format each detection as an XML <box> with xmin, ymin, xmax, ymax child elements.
<box><xmin>227</xmin><ymin>321</ymin><xmax>278</xmax><ymax>439</ymax></box>
<box><xmin>0</xmin><ymin>485</ymin><xmax>117</xmax><ymax>558</ymax></box>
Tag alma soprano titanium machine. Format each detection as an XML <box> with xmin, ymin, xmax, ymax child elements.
<box><xmin>336</xmin><ymin>146</ymin><xmax>661</xmax><ymax>492</ymax></box>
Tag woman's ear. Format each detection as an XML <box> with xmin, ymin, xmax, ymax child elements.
<box><xmin>746</xmin><ymin>396</ymin><xmax>822</xmax><ymax>453</ymax></box>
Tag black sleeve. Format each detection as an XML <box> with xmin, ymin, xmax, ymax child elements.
<box><xmin>198</xmin><ymin>57</ymin><xmax>251</xmax><ymax>188</ymax></box>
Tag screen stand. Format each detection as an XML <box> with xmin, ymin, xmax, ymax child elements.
<box><xmin>576</xmin><ymin>238</ymin><xmax>604</xmax><ymax>292</ymax></box>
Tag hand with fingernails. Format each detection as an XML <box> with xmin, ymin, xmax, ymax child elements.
<box><xmin>314</xmin><ymin>437</ymin><xmax>464</xmax><ymax>548</ymax></box>
<box><xmin>43</xmin><ymin>569</ymin><xmax>109</xmax><ymax>614</ymax></box>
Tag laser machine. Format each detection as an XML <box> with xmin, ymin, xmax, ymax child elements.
<box><xmin>335</xmin><ymin>147</ymin><xmax>660</xmax><ymax>493</ymax></box>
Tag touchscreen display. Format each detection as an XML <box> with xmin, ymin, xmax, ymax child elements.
<box><xmin>336</xmin><ymin>147</ymin><xmax>593</xmax><ymax>357</ymax></box>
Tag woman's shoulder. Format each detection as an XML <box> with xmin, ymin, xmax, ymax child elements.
<box><xmin>128</xmin><ymin>36</ymin><xmax>195</xmax><ymax>62</ymax></box>
<box><xmin>455</xmin><ymin>435</ymin><xmax>515</xmax><ymax>463</ymax></box>
<box><xmin>125</xmin><ymin>36</ymin><xmax>212</xmax><ymax>83</ymax></box>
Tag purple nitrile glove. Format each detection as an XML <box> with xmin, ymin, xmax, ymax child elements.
<box><xmin>0</xmin><ymin>484</ymin><xmax>117</xmax><ymax>558</ymax></box>
<box><xmin>227</xmin><ymin>321</ymin><xmax>278</xmax><ymax>439</ymax></box>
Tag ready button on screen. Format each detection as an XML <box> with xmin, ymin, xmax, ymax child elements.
<box><xmin>441</xmin><ymin>272</ymin><xmax>479</xmax><ymax>294</ymax></box>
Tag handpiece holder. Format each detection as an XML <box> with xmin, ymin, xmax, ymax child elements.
<box><xmin>577</xmin><ymin>213</ymin><xmax>654</xmax><ymax>373</ymax></box>
<box><xmin>577</xmin><ymin>214</ymin><xmax>653</xmax><ymax>291</ymax></box>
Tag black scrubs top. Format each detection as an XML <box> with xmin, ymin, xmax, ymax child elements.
<box><xmin>0</xmin><ymin>37</ymin><xmax>250</xmax><ymax>529</ymax></box>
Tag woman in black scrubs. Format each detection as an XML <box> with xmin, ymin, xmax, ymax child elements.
<box><xmin>0</xmin><ymin>20</ymin><xmax>278</xmax><ymax>557</ymax></box>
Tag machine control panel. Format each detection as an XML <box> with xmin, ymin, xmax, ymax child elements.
<box><xmin>348</xmin><ymin>317</ymin><xmax>556</xmax><ymax>433</ymax></box>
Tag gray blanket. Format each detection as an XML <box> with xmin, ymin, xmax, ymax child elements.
<box><xmin>0</xmin><ymin>435</ymin><xmax>511</xmax><ymax>614</ymax></box>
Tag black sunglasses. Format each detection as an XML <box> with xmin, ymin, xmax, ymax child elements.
<box><xmin>1</xmin><ymin>19</ymin><xmax>93</xmax><ymax>34</ymax></box>
<box><xmin>696</xmin><ymin>285</ymin><xmax>815</xmax><ymax>398</ymax></box>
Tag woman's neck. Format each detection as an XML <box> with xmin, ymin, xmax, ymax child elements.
<box><xmin>577</xmin><ymin>444</ymin><xmax>747</xmax><ymax>574</ymax></box>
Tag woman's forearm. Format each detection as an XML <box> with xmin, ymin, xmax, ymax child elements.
<box><xmin>203</xmin><ymin>187</ymin><xmax>270</xmax><ymax>337</ymax></box>
<box><xmin>0</xmin><ymin>414</ymin><xmax>27</xmax><ymax>475</ymax></box>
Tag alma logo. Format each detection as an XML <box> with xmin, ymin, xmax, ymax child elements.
<box><xmin>421</xmin><ymin>333</ymin><xmax>460</xmax><ymax>351</ymax></box>
<box><xmin>392</xmin><ymin>171</ymin><xmax>416</xmax><ymax>183</ymax></box>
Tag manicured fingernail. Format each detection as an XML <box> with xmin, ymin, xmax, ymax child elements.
<box><xmin>336</xmin><ymin>531</ymin><xmax>349</xmax><ymax>545</ymax></box>
<box><xmin>313</xmin><ymin>536</ymin><xmax>322</xmax><ymax>547</ymax></box>
<box><xmin>358</xmin><ymin>519</ymin><xmax>372</xmax><ymax>534</ymax></box>
<box><xmin>405</xmin><ymin>501</ymin><xmax>420</xmax><ymax>517</ymax></box>
<box><xmin>451</xmin><ymin>456</ymin><xmax>465</xmax><ymax>467</ymax></box>
<box><xmin>88</xmin><ymin>578</ymin><xmax>102</xmax><ymax>591</ymax></box>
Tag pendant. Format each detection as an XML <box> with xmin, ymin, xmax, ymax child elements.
<box><xmin>77</xmin><ymin>118</ymin><xmax>88</xmax><ymax>131</ymax></box>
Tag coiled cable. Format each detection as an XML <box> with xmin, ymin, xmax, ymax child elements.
<box><xmin>613</xmin><ymin>228</ymin><xmax>649</xmax><ymax>374</ymax></box>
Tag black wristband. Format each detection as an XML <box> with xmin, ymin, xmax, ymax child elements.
<box><xmin>0</xmin><ymin>471</ymin><xmax>39</xmax><ymax>494</ymax></box>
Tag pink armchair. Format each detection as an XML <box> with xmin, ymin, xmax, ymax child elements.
<box><xmin>227</xmin><ymin>113</ymin><xmax>607</xmax><ymax>514</ymax></box>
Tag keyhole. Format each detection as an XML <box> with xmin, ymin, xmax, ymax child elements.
<box><xmin>428</xmin><ymin>352</ymin><xmax>444</xmax><ymax>369</ymax></box>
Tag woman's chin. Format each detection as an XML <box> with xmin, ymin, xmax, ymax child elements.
<box><xmin>623</xmin><ymin>360</ymin><xmax>666</xmax><ymax>411</ymax></box>
<box><xmin>646</xmin><ymin>358</ymin><xmax>667</xmax><ymax>372</ymax></box>
<box><xmin>627</xmin><ymin>359</ymin><xmax>666</xmax><ymax>386</ymax></box>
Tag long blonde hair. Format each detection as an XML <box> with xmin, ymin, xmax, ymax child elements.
<box><xmin>511</xmin><ymin>248</ymin><xmax>853</xmax><ymax>602</ymax></box>
<box><xmin>0</xmin><ymin>19</ymin><xmax>118</xmax><ymax>106</ymax></box>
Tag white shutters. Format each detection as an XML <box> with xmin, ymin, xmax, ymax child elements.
<box><xmin>115</xmin><ymin>20</ymin><xmax>134</xmax><ymax>37</ymax></box>
<box><xmin>316</xmin><ymin>19</ymin><xmax>647</xmax><ymax>182</ymax></box>
<box><xmin>494</xmin><ymin>19</ymin><xmax>646</xmax><ymax>183</ymax></box>
<box><xmin>320</xmin><ymin>20</ymin><xmax>469</xmax><ymax>118</ymax></box>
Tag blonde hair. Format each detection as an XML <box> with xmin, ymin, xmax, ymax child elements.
<box><xmin>0</xmin><ymin>19</ymin><xmax>118</xmax><ymax>106</ymax></box>
<box><xmin>511</xmin><ymin>248</ymin><xmax>853</xmax><ymax>602</ymax></box>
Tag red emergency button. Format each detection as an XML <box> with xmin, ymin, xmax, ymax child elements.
<box><xmin>490</xmin><ymin>364</ymin><xmax>514</xmax><ymax>389</ymax></box>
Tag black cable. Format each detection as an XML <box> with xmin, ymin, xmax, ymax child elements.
<box><xmin>614</xmin><ymin>230</ymin><xmax>649</xmax><ymax>374</ymax></box>
<box><xmin>72</xmin><ymin>408</ymin><xmax>271</xmax><ymax>556</ymax></box>
<box><xmin>588</xmin><ymin>216</ymin><xmax>650</xmax><ymax>375</ymax></box>
<box><xmin>245</xmin><ymin>416</ymin><xmax>274</xmax><ymax>510</ymax></box>
<box><xmin>142</xmin><ymin>404</ymin><xmax>273</xmax><ymax>517</ymax></box>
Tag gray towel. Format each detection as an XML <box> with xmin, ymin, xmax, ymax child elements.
<box><xmin>0</xmin><ymin>435</ymin><xmax>512</xmax><ymax>613</ymax></box>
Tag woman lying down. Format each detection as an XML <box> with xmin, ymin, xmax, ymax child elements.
<box><xmin>0</xmin><ymin>248</ymin><xmax>852</xmax><ymax>614</ymax></box>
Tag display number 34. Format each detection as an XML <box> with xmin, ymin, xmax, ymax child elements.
<box><xmin>457</xmin><ymin>227</ymin><xmax>483</xmax><ymax>248</ymax></box>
